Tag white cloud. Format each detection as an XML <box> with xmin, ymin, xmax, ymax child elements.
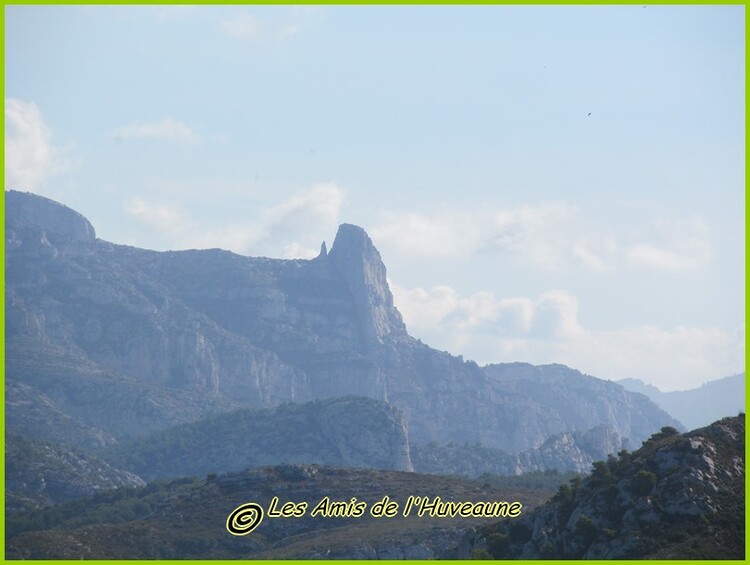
<box><xmin>374</xmin><ymin>204</ymin><xmax>710</xmax><ymax>273</ymax></box>
<box><xmin>113</xmin><ymin>118</ymin><xmax>199</xmax><ymax>145</ymax></box>
<box><xmin>392</xmin><ymin>283</ymin><xmax>743</xmax><ymax>391</ymax></box>
<box><xmin>281</xmin><ymin>242</ymin><xmax>319</xmax><ymax>260</ymax></box>
<box><xmin>373</xmin><ymin>203</ymin><xmax>616</xmax><ymax>271</ymax></box>
<box><xmin>372</xmin><ymin>211</ymin><xmax>481</xmax><ymax>258</ymax></box>
<box><xmin>488</xmin><ymin>203</ymin><xmax>617</xmax><ymax>271</ymax></box>
<box><xmin>126</xmin><ymin>198</ymin><xmax>193</xmax><ymax>238</ymax></box>
<box><xmin>5</xmin><ymin>99</ymin><xmax>72</xmax><ymax>191</ymax></box>
<box><xmin>263</xmin><ymin>183</ymin><xmax>345</xmax><ymax>237</ymax></box>
<box><xmin>626</xmin><ymin>215</ymin><xmax>711</xmax><ymax>271</ymax></box>
<box><xmin>220</xmin><ymin>14</ymin><xmax>264</xmax><ymax>40</ymax></box>
<box><xmin>192</xmin><ymin>225</ymin><xmax>264</xmax><ymax>253</ymax></box>
<box><xmin>125</xmin><ymin>183</ymin><xmax>345</xmax><ymax>257</ymax></box>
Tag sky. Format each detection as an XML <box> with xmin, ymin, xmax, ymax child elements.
<box><xmin>5</xmin><ymin>5</ymin><xmax>745</xmax><ymax>391</ymax></box>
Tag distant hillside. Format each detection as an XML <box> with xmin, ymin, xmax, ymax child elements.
<box><xmin>6</xmin><ymin>465</ymin><xmax>557</xmax><ymax>559</ymax></box>
<box><xmin>466</xmin><ymin>415</ymin><xmax>744</xmax><ymax>560</ymax></box>
<box><xmin>6</xmin><ymin>435</ymin><xmax>144</xmax><ymax>514</ymax></box>
<box><xmin>101</xmin><ymin>396</ymin><xmax>413</xmax><ymax>480</ymax></box>
<box><xmin>618</xmin><ymin>373</ymin><xmax>745</xmax><ymax>430</ymax></box>
<box><xmin>412</xmin><ymin>424</ymin><xmax>631</xmax><ymax>477</ymax></box>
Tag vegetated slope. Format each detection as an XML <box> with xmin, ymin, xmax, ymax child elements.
<box><xmin>6</xmin><ymin>465</ymin><xmax>555</xmax><ymax>560</ymax></box>
<box><xmin>5</xmin><ymin>435</ymin><xmax>145</xmax><ymax>514</ymax></box>
<box><xmin>101</xmin><ymin>396</ymin><xmax>413</xmax><ymax>480</ymax></box>
<box><xmin>618</xmin><ymin>373</ymin><xmax>745</xmax><ymax>430</ymax></box>
<box><xmin>412</xmin><ymin>424</ymin><xmax>631</xmax><ymax>477</ymax></box>
<box><xmin>468</xmin><ymin>415</ymin><xmax>745</xmax><ymax>559</ymax></box>
<box><xmin>6</xmin><ymin>189</ymin><xmax>679</xmax><ymax>454</ymax></box>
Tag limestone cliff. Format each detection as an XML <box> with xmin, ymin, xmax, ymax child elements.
<box><xmin>6</xmin><ymin>190</ymin><xmax>680</xmax><ymax>455</ymax></box>
<box><xmin>328</xmin><ymin>223</ymin><xmax>406</xmax><ymax>346</ymax></box>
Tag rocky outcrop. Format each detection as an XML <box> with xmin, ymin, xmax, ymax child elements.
<box><xmin>328</xmin><ymin>223</ymin><xmax>407</xmax><ymax>346</ymax></box>
<box><xmin>6</xmin><ymin>190</ymin><xmax>95</xmax><ymax>245</ymax></box>
<box><xmin>102</xmin><ymin>396</ymin><xmax>413</xmax><ymax>480</ymax></box>
<box><xmin>6</xmin><ymin>435</ymin><xmax>145</xmax><ymax>514</ymax></box>
<box><xmin>412</xmin><ymin>424</ymin><xmax>631</xmax><ymax>477</ymax></box>
<box><xmin>517</xmin><ymin>425</ymin><xmax>632</xmax><ymax>474</ymax></box>
<box><xmin>467</xmin><ymin>415</ymin><xmax>745</xmax><ymax>560</ymax></box>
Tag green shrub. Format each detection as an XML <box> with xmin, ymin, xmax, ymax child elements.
<box><xmin>629</xmin><ymin>470</ymin><xmax>657</xmax><ymax>496</ymax></box>
<box><xmin>470</xmin><ymin>548</ymin><xmax>492</xmax><ymax>560</ymax></box>
<box><xmin>574</xmin><ymin>514</ymin><xmax>598</xmax><ymax>546</ymax></box>
<box><xmin>486</xmin><ymin>533</ymin><xmax>510</xmax><ymax>558</ymax></box>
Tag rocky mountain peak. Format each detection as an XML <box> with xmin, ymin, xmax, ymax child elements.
<box><xmin>6</xmin><ymin>190</ymin><xmax>96</xmax><ymax>244</ymax></box>
<box><xmin>329</xmin><ymin>223</ymin><xmax>406</xmax><ymax>344</ymax></box>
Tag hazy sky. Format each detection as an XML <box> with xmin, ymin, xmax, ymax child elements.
<box><xmin>5</xmin><ymin>5</ymin><xmax>744</xmax><ymax>391</ymax></box>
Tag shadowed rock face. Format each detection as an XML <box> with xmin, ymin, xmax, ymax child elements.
<box><xmin>6</xmin><ymin>190</ymin><xmax>679</xmax><ymax>453</ymax></box>
<box><xmin>103</xmin><ymin>396</ymin><xmax>414</xmax><ymax>481</ymax></box>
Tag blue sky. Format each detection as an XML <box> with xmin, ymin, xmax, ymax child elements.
<box><xmin>5</xmin><ymin>5</ymin><xmax>745</xmax><ymax>390</ymax></box>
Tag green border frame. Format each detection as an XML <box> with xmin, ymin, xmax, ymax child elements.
<box><xmin>1</xmin><ymin>2</ymin><xmax>746</xmax><ymax>564</ymax></box>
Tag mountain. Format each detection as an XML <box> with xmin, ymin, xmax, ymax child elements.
<box><xmin>6</xmin><ymin>189</ymin><xmax>679</xmax><ymax>455</ymax></box>
<box><xmin>5</xmin><ymin>435</ymin><xmax>144</xmax><ymax>514</ymax></box>
<box><xmin>618</xmin><ymin>373</ymin><xmax>745</xmax><ymax>430</ymax></box>
<box><xmin>101</xmin><ymin>396</ymin><xmax>413</xmax><ymax>480</ymax></box>
<box><xmin>465</xmin><ymin>415</ymin><xmax>745</xmax><ymax>559</ymax></box>
<box><xmin>6</xmin><ymin>465</ymin><xmax>558</xmax><ymax>559</ymax></box>
<box><xmin>412</xmin><ymin>424</ymin><xmax>631</xmax><ymax>477</ymax></box>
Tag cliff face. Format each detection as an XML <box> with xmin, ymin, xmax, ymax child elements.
<box><xmin>6</xmin><ymin>189</ymin><xmax>95</xmax><ymax>245</ymax></box>
<box><xmin>6</xmin><ymin>190</ymin><xmax>679</xmax><ymax>453</ymax></box>
<box><xmin>327</xmin><ymin>223</ymin><xmax>407</xmax><ymax>346</ymax></box>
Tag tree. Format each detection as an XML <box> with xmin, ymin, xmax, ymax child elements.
<box><xmin>629</xmin><ymin>470</ymin><xmax>657</xmax><ymax>496</ymax></box>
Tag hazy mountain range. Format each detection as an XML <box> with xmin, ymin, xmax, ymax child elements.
<box><xmin>618</xmin><ymin>373</ymin><xmax>745</xmax><ymax>430</ymax></box>
<box><xmin>7</xmin><ymin>189</ymin><xmax>680</xmax><ymax>456</ymax></box>
<box><xmin>5</xmin><ymin>189</ymin><xmax>744</xmax><ymax>559</ymax></box>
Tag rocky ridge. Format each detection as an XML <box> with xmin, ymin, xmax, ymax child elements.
<box><xmin>102</xmin><ymin>396</ymin><xmax>413</xmax><ymax>480</ymax></box>
<box><xmin>6</xmin><ymin>435</ymin><xmax>145</xmax><ymax>514</ymax></box>
<box><xmin>466</xmin><ymin>415</ymin><xmax>745</xmax><ymax>559</ymax></box>
<box><xmin>413</xmin><ymin>424</ymin><xmax>631</xmax><ymax>477</ymax></box>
